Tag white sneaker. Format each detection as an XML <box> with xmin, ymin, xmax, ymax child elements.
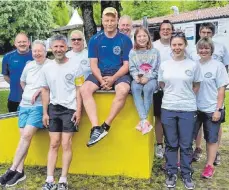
<box><xmin>156</xmin><ymin>144</ymin><xmax>164</xmax><ymax>159</ymax></box>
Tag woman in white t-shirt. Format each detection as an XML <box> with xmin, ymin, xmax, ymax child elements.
<box><xmin>158</xmin><ymin>32</ymin><xmax>202</xmax><ymax>189</ymax></box>
<box><xmin>66</xmin><ymin>30</ymin><xmax>91</xmax><ymax>80</ymax></box>
<box><xmin>194</xmin><ymin>37</ymin><xmax>229</xmax><ymax>179</ymax></box>
<box><xmin>0</xmin><ymin>40</ymin><xmax>48</xmax><ymax>187</ymax></box>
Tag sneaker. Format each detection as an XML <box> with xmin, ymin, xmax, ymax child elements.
<box><xmin>213</xmin><ymin>152</ymin><xmax>221</xmax><ymax>166</ymax></box>
<box><xmin>135</xmin><ymin>121</ymin><xmax>142</xmax><ymax>131</ymax></box>
<box><xmin>155</xmin><ymin>144</ymin><xmax>164</xmax><ymax>159</ymax></box>
<box><xmin>141</xmin><ymin>120</ymin><xmax>153</xmax><ymax>135</ymax></box>
<box><xmin>5</xmin><ymin>170</ymin><xmax>26</xmax><ymax>187</ymax></box>
<box><xmin>201</xmin><ymin>165</ymin><xmax>215</xmax><ymax>179</ymax></box>
<box><xmin>192</xmin><ymin>147</ymin><xmax>202</xmax><ymax>162</ymax></box>
<box><xmin>0</xmin><ymin>169</ymin><xmax>17</xmax><ymax>186</ymax></box>
<box><xmin>165</xmin><ymin>174</ymin><xmax>177</xmax><ymax>188</ymax></box>
<box><xmin>42</xmin><ymin>182</ymin><xmax>57</xmax><ymax>190</ymax></box>
<box><xmin>87</xmin><ymin>124</ymin><xmax>109</xmax><ymax>147</ymax></box>
<box><xmin>58</xmin><ymin>182</ymin><xmax>68</xmax><ymax>190</ymax></box>
<box><xmin>182</xmin><ymin>177</ymin><xmax>195</xmax><ymax>189</ymax></box>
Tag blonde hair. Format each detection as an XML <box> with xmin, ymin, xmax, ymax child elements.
<box><xmin>70</xmin><ymin>30</ymin><xmax>84</xmax><ymax>39</ymax></box>
<box><xmin>196</xmin><ymin>37</ymin><xmax>214</xmax><ymax>55</ymax></box>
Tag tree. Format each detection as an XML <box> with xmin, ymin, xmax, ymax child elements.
<box><xmin>0</xmin><ymin>0</ymin><xmax>53</xmax><ymax>53</ymax></box>
<box><xmin>71</xmin><ymin>1</ymin><xmax>97</xmax><ymax>44</ymax></box>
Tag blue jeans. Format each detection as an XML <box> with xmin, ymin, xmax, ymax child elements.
<box><xmin>131</xmin><ymin>79</ymin><xmax>157</xmax><ymax>120</ymax></box>
<box><xmin>161</xmin><ymin>108</ymin><xmax>197</xmax><ymax>178</ymax></box>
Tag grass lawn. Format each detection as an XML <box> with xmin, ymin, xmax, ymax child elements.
<box><xmin>0</xmin><ymin>90</ymin><xmax>9</xmax><ymax>114</ymax></box>
<box><xmin>0</xmin><ymin>55</ymin><xmax>3</xmax><ymax>73</ymax></box>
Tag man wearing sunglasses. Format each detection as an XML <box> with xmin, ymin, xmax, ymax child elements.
<box><xmin>80</xmin><ymin>7</ymin><xmax>133</xmax><ymax>147</ymax></box>
<box><xmin>66</xmin><ymin>30</ymin><xmax>91</xmax><ymax>79</ymax></box>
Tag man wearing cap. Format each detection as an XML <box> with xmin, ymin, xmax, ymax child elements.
<box><xmin>80</xmin><ymin>7</ymin><xmax>133</xmax><ymax>147</ymax></box>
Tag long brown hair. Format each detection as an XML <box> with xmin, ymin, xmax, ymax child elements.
<box><xmin>134</xmin><ymin>26</ymin><xmax>152</xmax><ymax>50</ymax></box>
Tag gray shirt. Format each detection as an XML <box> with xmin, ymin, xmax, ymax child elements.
<box><xmin>129</xmin><ymin>48</ymin><xmax>160</xmax><ymax>80</ymax></box>
<box><xmin>197</xmin><ymin>59</ymin><xmax>229</xmax><ymax>113</ymax></box>
<box><xmin>158</xmin><ymin>58</ymin><xmax>202</xmax><ymax>111</ymax></box>
<box><xmin>20</xmin><ymin>59</ymin><xmax>49</xmax><ymax>107</ymax></box>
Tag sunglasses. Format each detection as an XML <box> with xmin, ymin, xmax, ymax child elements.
<box><xmin>71</xmin><ymin>38</ymin><xmax>82</xmax><ymax>41</ymax></box>
<box><xmin>171</xmin><ymin>32</ymin><xmax>185</xmax><ymax>37</ymax></box>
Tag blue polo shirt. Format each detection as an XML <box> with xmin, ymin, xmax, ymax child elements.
<box><xmin>88</xmin><ymin>30</ymin><xmax>132</xmax><ymax>75</ymax></box>
<box><xmin>2</xmin><ymin>50</ymin><xmax>33</xmax><ymax>102</ymax></box>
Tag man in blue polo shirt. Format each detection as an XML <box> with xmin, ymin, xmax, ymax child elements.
<box><xmin>2</xmin><ymin>33</ymin><xmax>33</xmax><ymax>112</ymax></box>
<box><xmin>80</xmin><ymin>7</ymin><xmax>133</xmax><ymax>147</ymax></box>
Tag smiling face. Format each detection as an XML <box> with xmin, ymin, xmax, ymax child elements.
<box><xmin>135</xmin><ymin>29</ymin><xmax>149</xmax><ymax>49</ymax></box>
<box><xmin>32</xmin><ymin>43</ymin><xmax>46</xmax><ymax>64</ymax></box>
<box><xmin>118</xmin><ymin>17</ymin><xmax>132</xmax><ymax>37</ymax></box>
<box><xmin>51</xmin><ymin>40</ymin><xmax>68</xmax><ymax>61</ymax></box>
<box><xmin>170</xmin><ymin>37</ymin><xmax>186</xmax><ymax>59</ymax></box>
<box><xmin>102</xmin><ymin>14</ymin><xmax>118</xmax><ymax>33</ymax></box>
<box><xmin>71</xmin><ymin>33</ymin><xmax>84</xmax><ymax>52</ymax></box>
<box><xmin>198</xmin><ymin>44</ymin><xmax>212</xmax><ymax>59</ymax></box>
<box><xmin>159</xmin><ymin>23</ymin><xmax>173</xmax><ymax>40</ymax></box>
<box><xmin>14</xmin><ymin>34</ymin><xmax>30</xmax><ymax>54</ymax></box>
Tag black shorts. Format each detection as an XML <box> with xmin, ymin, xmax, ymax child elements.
<box><xmin>153</xmin><ymin>90</ymin><xmax>163</xmax><ymax>117</ymax></box>
<box><xmin>86</xmin><ymin>74</ymin><xmax>131</xmax><ymax>89</ymax></box>
<box><xmin>48</xmin><ymin>104</ymin><xmax>77</xmax><ymax>132</ymax></box>
<box><xmin>8</xmin><ymin>100</ymin><xmax>20</xmax><ymax>112</ymax></box>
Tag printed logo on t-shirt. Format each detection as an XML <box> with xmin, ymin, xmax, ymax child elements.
<box><xmin>113</xmin><ymin>46</ymin><xmax>121</xmax><ymax>55</ymax></box>
<box><xmin>81</xmin><ymin>59</ymin><xmax>88</xmax><ymax>65</ymax></box>
<box><xmin>65</xmin><ymin>73</ymin><xmax>74</xmax><ymax>80</ymax></box>
<box><xmin>204</xmin><ymin>72</ymin><xmax>213</xmax><ymax>78</ymax></box>
<box><xmin>185</xmin><ymin>70</ymin><xmax>193</xmax><ymax>77</ymax></box>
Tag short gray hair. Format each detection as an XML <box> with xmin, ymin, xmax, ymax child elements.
<box><xmin>32</xmin><ymin>40</ymin><xmax>46</xmax><ymax>51</ymax></box>
<box><xmin>196</xmin><ymin>37</ymin><xmax>214</xmax><ymax>55</ymax></box>
<box><xmin>119</xmin><ymin>15</ymin><xmax>132</xmax><ymax>25</ymax></box>
<box><xmin>50</xmin><ymin>34</ymin><xmax>68</xmax><ymax>46</ymax></box>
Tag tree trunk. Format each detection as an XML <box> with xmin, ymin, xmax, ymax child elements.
<box><xmin>80</xmin><ymin>2</ymin><xmax>97</xmax><ymax>44</ymax></box>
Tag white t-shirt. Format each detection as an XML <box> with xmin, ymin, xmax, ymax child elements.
<box><xmin>153</xmin><ymin>40</ymin><xmax>173</xmax><ymax>62</ymax></box>
<box><xmin>158</xmin><ymin>58</ymin><xmax>202</xmax><ymax>111</ymax></box>
<box><xmin>66</xmin><ymin>49</ymin><xmax>91</xmax><ymax>79</ymax></box>
<box><xmin>20</xmin><ymin>59</ymin><xmax>49</xmax><ymax>107</ymax></box>
<box><xmin>40</xmin><ymin>58</ymin><xmax>84</xmax><ymax>110</ymax></box>
<box><xmin>188</xmin><ymin>41</ymin><xmax>229</xmax><ymax>66</ymax></box>
<box><xmin>197</xmin><ymin>59</ymin><xmax>229</xmax><ymax>113</ymax></box>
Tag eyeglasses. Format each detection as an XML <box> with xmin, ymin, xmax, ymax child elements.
<box><xmin>171</xmin><ymin>32</ymin><xmax>185</xmax><ymax>37</ymax></box>
<box><xmin>71</xmin><ymin>38</ymin><xmax>82</xmax><ymax>41</ymax></box>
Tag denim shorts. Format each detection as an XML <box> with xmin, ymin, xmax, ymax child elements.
<box><xmin>18</xmin><ymin>106</ymin><xmax>43</xmax><ymax>128</ymax></box>
<box><xmin>86</xmin><ymin>74</ymin><xmax>131</xmax><ymax>89</ymax></box>
<box><xmin>194</xmin><ymin>110</ymin><xmax>225</xmax><ymax>143</ymax></box>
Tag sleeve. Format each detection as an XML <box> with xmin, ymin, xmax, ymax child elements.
<box><xmin>193</xmin><ymin>62</ymin><xmax>203</xmax><ymax>83</ymax></box>
<box><xmin>122</xmin><ymin>37</ymin><xmax>133</xmax><ymax>61</ymax></box>
<box><xmin>158</xmin><ymin>64</ymin><xmax>164</xmax><ymax>82</ymax></box>
<box><xmin>216</xmin><ymin>63</ymin><xmax>229</xmax><ymax>88</ymax></box>
<box><xmin>128</xmin><ymin>50</ymin><xmax>138</xmax><ymax>79</ymax></box>
<box><xmin>39</xmin><ymin>67</ymin><xmax>48</xmax><ymax>88</ymax></box>
<box><xmin>2</xmin><ymin>54</ymin><xmax>9</xmax><ymax>75</ymax></box>
<box><xmin>74</xmin><ymin>65</ymin><xmax>85</xmax><ymax>87</ymax></box>
<box><xmin>88</xmin><ymin>36</ymin><xmax>98</xmax><ymax>59</ymax></box>
<box><xmin>222</xmin><ymin>45</ymin><xmax>229</xmax><ymax>66</ymax></box>
<box><xmin>145</xmin><ymin>49</ymin><xmax>161</xmax><ymax>80</ymax></box>
<box><xmin>20</xmin><ymin>63</ymin><xmax>29</xmax><ymax>82</ymax></box>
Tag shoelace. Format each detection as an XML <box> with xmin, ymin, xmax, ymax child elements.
<box><xmin>91</xmin><ymin>129</ymin><xmax>102</xmax><ymax>139</ymax></box>
<box><xmin>44</xmin><ymin>182</ymin><xmax>55</xmax><ymax>189</ymax></box>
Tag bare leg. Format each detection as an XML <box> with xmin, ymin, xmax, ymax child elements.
<box><xmin>105</xmin><ymin>83</ymin><xmax>130</xmax><ymax>125</ymax></box>
<box><xmin>80</xmin><ymin>81</ymin><xmax>100</xmax><ymax>127</ymax></box>
<box><xmin>61</xmin><ymin>132</ymin><xmax>74</xmax><ymax>177</ymax></box>
<box><xmin>217</xmin><ymin>126</ymin><xmax>222</xmax><ymax>148</ymax></box>
<box><xmin>10</xmin><ymin>126</ymin><xmax>37</xmax><ymax>171</ymax></box>
<box><xmin>206</xmin><ymin>142</ymin><xmax>218</xmax><ymax>166</ymax></box>
<box><xmin>154</xmin><ymin>116</ymin><xmax>163</xmax><ymax>144</ymax></box>
<box><xmin>47</xmin><ymin>132</ymin><xmax>61</xmax><ymax>176</ymax></box>
<box><xmin>195</xmin><ymin>126</ymin><xmax>203</xmax><ymax>149</ymax></box>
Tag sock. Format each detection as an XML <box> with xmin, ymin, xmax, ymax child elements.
<box><xmin>46</xmin><ymin>176</ymin><xmax>54</xmax><ymax>183</ymax></box>
<box><xmin>102</xmin><ymin>122</ymin><xmax>110</xmax><ymax>131</ymax></box>
<box><xmin>59</xmin><ymin>176</ymin><xmax>67</xmax><ymax>183</ymax></box>
<box><xmin>16</xmin><ymin>169</ymin><xmax>23</xmax><ymax>173</ymax></box>
<box><xmin>157</xmin><ymin>143</ymin><xmax>163</xmax><ymax>147</ymax></box>
<box><xmin>9</xmin><ymin>167</ymin><xmax>16</xmax><ymax>171</ymax></box>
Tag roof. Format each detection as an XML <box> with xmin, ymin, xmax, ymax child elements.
<box><xmin>133</xmin><ymin>5</ymin><xmax>229</xmax><ymax>26</ymax></box>
<box><xmin>52</xmin><ymin>24</ymin><xmax>82</xmax><ymax>32</ymax></box>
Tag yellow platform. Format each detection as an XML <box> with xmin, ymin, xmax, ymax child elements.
<box><xmin>0</xmin><ymin>93</ymin><xmax>154</xmax><ymax>179</ymax></box>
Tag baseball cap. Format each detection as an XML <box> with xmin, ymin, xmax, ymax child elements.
<box><xmin>102</xmin><ymin>7</ymin><xmax>118</xmax><ymax>17</ymax></box>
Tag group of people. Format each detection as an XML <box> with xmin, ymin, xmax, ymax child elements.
<box><xmin>0</xmin><ymin>6</ymin><xmax>228</xmax><ymax>190</ymax></box>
